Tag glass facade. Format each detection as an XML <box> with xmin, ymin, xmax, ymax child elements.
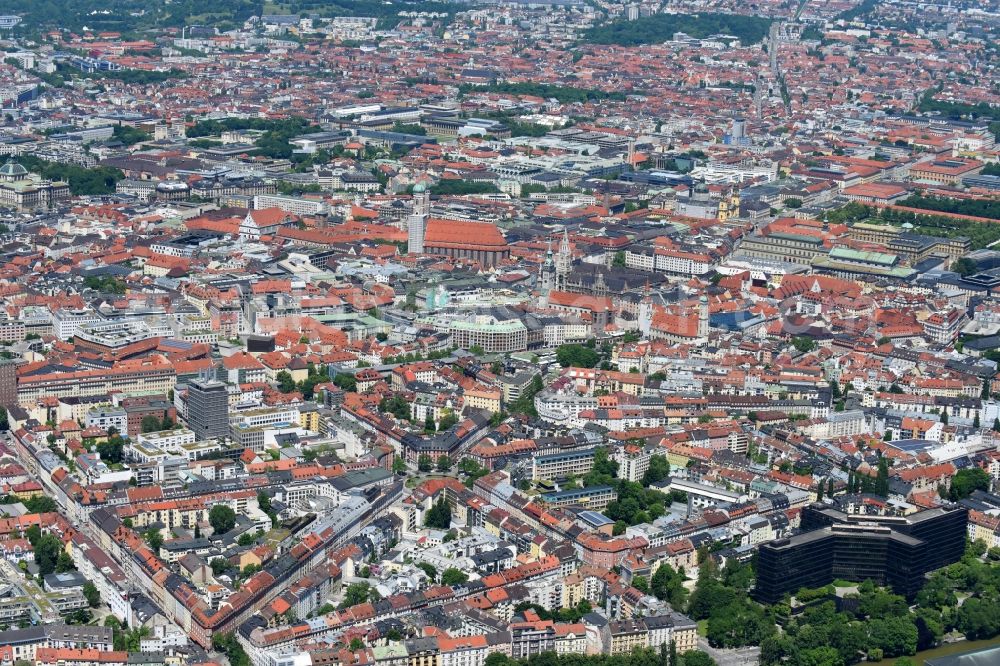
<box><xmin>754</xmin><ymin>504</ymin><xmax>968</xmax><ymax>604</ymax></box>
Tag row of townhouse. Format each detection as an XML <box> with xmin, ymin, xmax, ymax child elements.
<box><xmin>68</xmin><ymin>531</ymin><xmax>131</xmax><ymax>623</ymax></box>
<box><xmin>88</xmin><ymin>481</ymin><xmax>402</xmax><ymax>649</ymax></box>
<box><xmin>268</xmin><ymin>608</ymin><xmax>698</xmax><ymax>666</ymax></box>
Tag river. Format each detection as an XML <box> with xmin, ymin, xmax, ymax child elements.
<box><xmin>867</xmin><ymin>636</ymin><xmax>1000</xmax><ymax>665</ymax></box>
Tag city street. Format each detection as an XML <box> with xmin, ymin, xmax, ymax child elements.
<box><xmin>698</xmin><ymin>637</ymin><xmax>760</xmax><ymax>666</ymax></box>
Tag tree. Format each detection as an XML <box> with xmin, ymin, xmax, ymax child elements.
<box><xmin>340</xmin><ymin>582</ymin><xmax>373</xmax><ymax>609</ymax></box>
<box><xmin>143</xmin><ymin>529</ymin><xmax>163</xmax><ymax>552</ymax></box>
<box><xmin>392</xmin><ymin>456</ymin><xmax>407</xmax><ymax>474</ymax></box>
<box><xmin>830</xmin><ymin>380</ymin><xmax>842</xmax><ymax>400</ymax></box>
<box><xmin>83</xmin><ymin>581</ymin><xmax>100</xmax><ymax>607</ymax></box>
<box><xmin>418</xmin><ymin>454</ymin><xmax>434</xmax><ymax>472</ymax></box>
<box><xmin>705</xmin><ymin>597</ymin><xmax>774</xmax><ymax>648</ymax></box>
<box><xmin>459</xmin><ymin>458</ymin><xmax>489</xmax><ymax>487</ymax></box>
<box><xmin>67</xmin><ymin>608</ymin><xmax>92</xmax><ymax>625</ymax></box>
<box><xmin>583</xmin><ymin>447</ymin><xmax>619</xmax><ymax>487</ymax></box>
<box><xmin>213</xmin><ymin>631</ymin><xmax>251</xmax><ymax>666</ymax></box>
<box><xmin>96</xmin><ymin>435</ymin><xmax>125</xmax><ymax>464</ymax></box>
<box><xmin>791</xmin><ymin>336</ymin><xmax>817</xmax><ymax>353</ymax></box>
<box><xmin>211</xmin><ymin>557</ymin><xmax>233</xmax><ymax>577</ymax></box>
<box><xmin>209</xmin><ymin>505</ymin><xmax>237</xmax><ymax>534</ymax></box>
<box><xmin>276</xmin><ymin>371</ymin><xmax>297</xmax><ymax>393</ymax></box>
<box><xmin>56</xmin><ymin>551</ymin><xmax>76</xmax><ymax>573</ymax></box>
<box><xmin>875</xmin><ymin>457</ymin><xmax>890</xmax><ymax>497</ymax></box>
<box><xmin>957</xmin><ymin>596</ymin><xmax>1000</xmax><ymax>640</ymax></box>
<box><xmin>424</xmin><ymin>412</ymin><xmax>436</xmax><ymax>432</ymax></box>
<box><xmin>438</xmin><ymin>411</ymin><xmax>459</xmax><ymax>431</ymax></box>
<box><xmin>583</xmin><ymin>12</ymin><xmax>771</xmax><ymax>46</ymax></box>
<box><xmin>867</xmin><ymin>616</ymin><xmax>918</xmax><ymax>658</ymax></box>
<box><xmin>651</xmin><ymin>563</ymin><xmax>688</xmax><ymax>609</ymax></box>
<box><xmin>436</xmin><ymin>455</ymin><xmax>452</xmax><ymax>472</ymax></box>
<box><xmin>23</xmin><ymin>495</ymin><xmax>57</xmax><ymax>513</ymax></box>
<box><xmin>509</xmin><ymin>374</ymin><xmax>544</xmax><ymax>417</ymax></box>
<box><xmin>257</xmin><ymin>491</ymin><xmax>272</xmax><ymax>514</ymax></box>
<box><xmin>680</xmin><ymin>652</ymin><xmax>717</xmax><ymax>666</ymax></box>
<box><xmin>642</xmin><ymin>454</ymin><xmax>671</xmax><ymax>485</ymax></box>
<box><xmin>141</xmin><ymin>415</ymin><xmax>162</xmax><ymax>433</ymax></box>
<box><xmin>417</xmin><ymin>562</ymin><xmax>437</xmax><ymax>581</ymax></box>
<box><xmin>330</xmin><ymin>372</ymin><xmax>358</xmax><ymax>393</ymax></box>
<box><xmin>424</xmin><ymin>497</ymin><xmax>451</xmax><ymax>529</ymax></box>
<box><xmin>0</xmin><ymin>406</ymin><xmax>8</xmax><ymax>431</ymax></box>
<box><xmin>380</xmin><ymin>395</ymin><xmax>411</xmax><ymax>421</ymax></box>
<box><xmin>485</xmin><ymin>653</ymin><xmax>515</xmax><ymax>666</ymax></box>
<box><xmin>912</xmin><ymin>608</ymin><xmax>943</xmax><ymax>651</ymax></box>
<box><xmin>441</xmin><ymin>568</ymin><xmax>469</xmax><ymax>586</ymax></box>
<box><xmin>34</xmin><ymin>533</ymin><xmax>64</xmax><ymax>576</ymax></box>
<box><xmin>556</xmin><ymin>343</ymin><xmax>600</xmax><ymax>368</ymax></box>
<box><xmin>949</xmin><ymin>467</ymin><xmax>990</xmax><ymax>501</ymax></box>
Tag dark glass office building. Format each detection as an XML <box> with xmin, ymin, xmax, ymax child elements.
<box><xmin>186</xmin><ymin>377</ymin><xmax>230</xmax><ymax>441</ymax></box>
<box><xmin>754</xmin><ymin>504</ymin><xmax>968</xmax><ymax>604</ymax></box>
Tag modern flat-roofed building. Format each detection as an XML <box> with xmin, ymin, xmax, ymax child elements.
<box><xmin>186</xmin><ymin>377</ymin><xmax>229</xmax><ymax>441</ymax></box>
<box><xmin>541</xmin><ymin>485</ymin><xmax>616</xmax><ymax>510</ymax></box>
<box><xmin>531</xmin><ymin>448</ymin><xmax>596</xmax><ymax>481</ymax></box>
<box><xmin>0</xmin><ymin>357</ymin><xmax>18</xmax><ymax>407</ymax></box>
<box><xmin>754</xmin><ymin>503</ymin><xmax>968</xmax><ymax>603</ymax></box>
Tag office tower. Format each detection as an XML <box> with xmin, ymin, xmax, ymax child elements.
<box><xmin>754</xmin><ymin>503</ymin><xmax>968</xmax><ymax>604</ymax></box>
<box><xmin>0</xmin><ymin>358</ymin><xmax>17</xmax><ymax>408</ymax></box>
<box><xmin>732</xmin><ymin>117</ymin><xmax>746</xmax><ymax>141</ymax></box>
<box><xmin>186</xmin><ymin>378</ymin><xmax>229</xmax><ymax>441</ymax></box>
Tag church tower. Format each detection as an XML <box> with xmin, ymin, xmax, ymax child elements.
<box><xmin>538</xmin><ymin>239</ymin><xmax>555</xmax><ymax>304</ymax></box>
<box><xmin>698</xmin><ymin>295</ymin><xmax>709</xmax><ymax>340</ymax></box>
<box><xmin>407</xmin><ymin>183</ymin><xmax>430</xmax><ymax>255</ymax></box>
<box><xmin>638</xmin><ymin>296</ymin><xmax>653</xmax><ymax>337</ymax></box>
<box><xmin>555</xmin><ymin>228</ymin><xmax>571</xmax><ymax>291</ymax></box>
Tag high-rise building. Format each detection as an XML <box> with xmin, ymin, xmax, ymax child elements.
<box><xmin>0</xmin><ymin>358</ymin><xmax>18</xmax><ymax>408</ymax></box>
<box><xmin>754</xmin><ymin>503</ymin><xmax>968</xmax><ymax>603</ymax></box>
<box><xmin>407</xmin><ymin>212</ymin><xmax>425</xmax><ymax>255</ymax></box>
<box><xmin>732</xmin><ymin>117</ymin><xmax>746</xmax><ymax>141</ymax></box>
<box><xmin>186</xmin><ymin>378</ymin><xmax>229</xmax><ymax>441</ymax></box>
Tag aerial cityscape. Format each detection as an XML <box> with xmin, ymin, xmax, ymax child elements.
<box><xmin>0</xmin><ymin>0</ymin><xmax>997</xmax><ymax>665</ymax></box>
